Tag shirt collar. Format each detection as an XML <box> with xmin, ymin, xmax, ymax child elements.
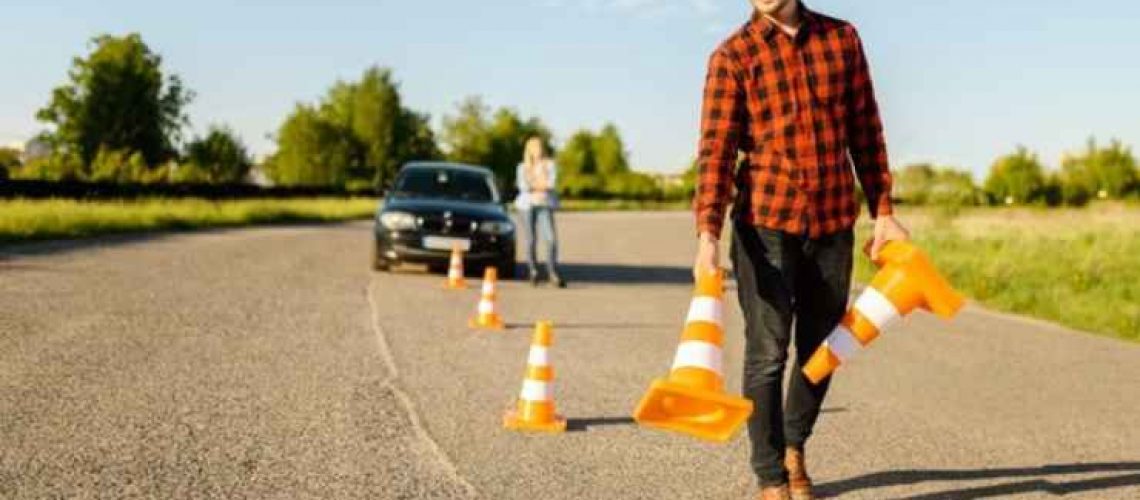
<box><xmin>748</xmin><ymin>3</ymin><xmax>819</xmax><ymax>41</ymax></box>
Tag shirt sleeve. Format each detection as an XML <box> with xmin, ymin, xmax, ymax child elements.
<box><xmin>694</xmin><ymin>47</ymin><xmax>747</xmax><ymax>238</ymax></box>
<box><xmin>845</xmin><ymin>28</ymin><xmax>894</xmax><ymax>218</ymax></box>
<box><xmin>546</xmin><ymin>160</ymin><xmax>557</xmax><ymax>190</ymax></box>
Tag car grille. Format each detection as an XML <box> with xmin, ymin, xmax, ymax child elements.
<box><xmin>418</xmin><ymin>213</ymin><xmax>478</xmax><ymax>236</ymax></box>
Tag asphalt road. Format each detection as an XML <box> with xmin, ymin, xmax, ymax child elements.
<box><xmin>2</xmin><ymin>212</ymin><xmax>1138</xmax><ymax>499</ymax></box>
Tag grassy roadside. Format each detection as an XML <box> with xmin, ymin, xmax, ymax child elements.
<box><xmin>0</xmin><ymin>197</ymin><xmax>378</xmax><ymax>243</ymax></box>
<box><xmin>853</xmin><ymin>204</ymin><xmax>1140</xmax><ymax>342</ymax></box>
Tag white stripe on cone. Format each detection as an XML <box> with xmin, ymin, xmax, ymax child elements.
<box><xmin>478</xmin><ymin>299</ymin><xmax>495</xmax><ymax>315</ymax></box>
<box><xmin>824</xmin><ymin>325</ymin><xmax>860</xmax><ymax>362</ymax></box>
<box><xmin>853</xmin><ymin>287</ymin><xmax>900</xmax><ymax>330</ymax></box>
<box><xmin>527</xmin><ymin>346</ymin><xmax>550</xmax><ymax>366</ymax></box>
<box><xmin>482</xmin><ymin>281</ymin><xmax>495</xmax><ymax>294</ymax></box>
<box><xmin>670</xmin><ymin>340</ymin><xmax>724</xmax><ymax>375</ymax></box>
<box><xmin>519</xmin><ymin>379</ymin><xmax>552</xmax><ymax>401</ymax></box>
<box><xmin>685</xmin><ymin>297</ymin><xmax>724</xmax><ymax>327</ymax></box>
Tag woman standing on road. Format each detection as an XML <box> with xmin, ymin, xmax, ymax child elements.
<box><xmin>515</xmin><ymin>137</ymin><xmax>566</xmax><ymax>288</ymax></box>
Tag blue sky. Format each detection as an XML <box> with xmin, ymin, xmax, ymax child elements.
<box><xmin>2</xmin><ymin>1</ymin><xmax>1139</xmax><ymax>177</ymax></box>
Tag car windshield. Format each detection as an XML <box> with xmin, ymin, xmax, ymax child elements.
<box><xmin>391</xmin><ymin>168</ymin><xmax>496</xmax><ymax>202</ymax></box>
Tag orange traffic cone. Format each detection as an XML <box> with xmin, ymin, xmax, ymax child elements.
<box><xmin>632</xmin><ymin>269</ymin><xmax>753</xmax><ymax>443</ymax></box>
<box><xmin>443</xmin><ymin>244</ymin><xmax>466</xmax><ymax>289</ymax></box>
<box><xmin>504</xmin><ymin>321</ymin><xmax>566</xmax><ymax>433</ymax></box>
<box><xmin>802</xmin><ymin>240</ymin><xmax>966</xmax><ymax>385</ymax></box>
<box><xmin>468</xmin><ymin>267</ymin><xmax>505</xmax><ymax>330</ymax></box>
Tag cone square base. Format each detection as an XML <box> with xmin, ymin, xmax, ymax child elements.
<box><xmin>633</xmin><ymin>379</ymin><xmax>753</xmax><ymax>443</ymax></box>
<box><xmin>468</xmin><ymin>317</ymin><xmax>505</xmax><ymax>330</ymax></box>
<box><xmin>503</xmin><ymin>408</ymin><xmax>566</xmax><ymax>433</ymax></box>
<box><xmin>443</xmin><ymin>282</ymin><xmax>467</xmax><ymax>290</ymax></box>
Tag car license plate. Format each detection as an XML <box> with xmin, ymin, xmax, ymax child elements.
<box><xmin>423</xmin><ymin>236</ymin><xmax>471</xmax><ymax>251</ymax></box>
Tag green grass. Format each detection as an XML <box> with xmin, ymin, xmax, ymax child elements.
<box><xmin>854</xmin><ymin>203</ymin><xmax>1140</xmax><ymax>342</ymax></box>
<box><xmin>0</xmin><ymin>197</ymin><xmax>378</xmax><ymax>243</ymax></box>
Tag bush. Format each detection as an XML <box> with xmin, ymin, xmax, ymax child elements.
<box><xmin>1060</xmin><ymin>138</ymin><xmax>1138</xmax><ymax>200</ymax></box>
<box><xmin>89</xmin><ymin>148</ymin><xmax>148</xmax><ymax>183</ymax></box>
<box><xmin>984</xmin><ymin>146</ymin><xmax>1047</xmax><ymax>205</ymax></box>
<box><xmin>13</xmin><ymin>152</ymin><xmax>85</xmax><ymax>181</ymax></box>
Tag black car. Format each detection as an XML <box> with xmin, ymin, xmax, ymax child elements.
<box><xmin>373</xmin><ymin>162</ymin><xmax>517</xmax><ymax>277</ymax></box>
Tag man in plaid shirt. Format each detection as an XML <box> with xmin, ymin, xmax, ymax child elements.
<box><xmin>692</xmin><ymin>1</ymin><xmax>910</xmax><ymax>499</ymax></box>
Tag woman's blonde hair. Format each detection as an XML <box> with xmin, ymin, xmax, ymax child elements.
<box><xmin>523</xmin><ymin>137</ymin><xmax>545</xmax><ymax>170</ymax></box>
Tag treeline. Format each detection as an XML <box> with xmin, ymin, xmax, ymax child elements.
<box><xmin>3</xmin><ymin>33</ymin><xmax>1136</xmax><ymax>208</ymax></box>
<box><xmin>896</xmin><ymin>140</ymin><xmax>1139</xmax><ymax>208</ymax></box>
<box><xmin>0</xmin><ymin>32</ymin><xmax>685</xmax><ymax>201</ymax></box>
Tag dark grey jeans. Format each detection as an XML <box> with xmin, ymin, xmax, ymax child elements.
<box><xmin>730</xmin><ymin>219</ymin><xmax>853</xmax><ymax>487</ymax></box>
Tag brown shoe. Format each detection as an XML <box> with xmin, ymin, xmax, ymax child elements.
<box><xmin>757</xmin><ymin>485</ymin><xmax>791</xmax><ymax>500</ymax></box>
<box><xmin>785</xmin><ymin>447</ymin><xmax>814</xmax><ymax>500</ymax></box>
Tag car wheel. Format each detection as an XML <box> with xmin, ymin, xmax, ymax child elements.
<box><xmin>496</xmin><ymin>258</ymin><xmax>518</xmax><ymax>280</ymax></box>
<box><xmin>372</xmin><ymin>244</ymin><xmax>390</xmax><ymax>272</ymax></box>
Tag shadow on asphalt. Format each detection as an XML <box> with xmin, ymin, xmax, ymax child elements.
<box><xmin>816</xmin><ymin>462</ymin><xmax>1140</xmax><ymax>499</ymax></box>
<box><xmin>503</xmin><ymin>322</ymin><xmax>671</xmax><ymax>331</ymax></box>
<box><xmin>565</xmin><ymin>416</ymin><xmax>637</xmax><ymax>432</ymax></box>
<box><xmin>558</xmin><ymin>263</ymin><xmax>693</xmax><ymax>285</ymax></box>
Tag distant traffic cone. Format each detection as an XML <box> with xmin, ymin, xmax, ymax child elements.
<box><xmin>443</xmin><ymin>244</ymin><xmax>466</xmax><ymax>289</ymax></box>
<box><xmin>802</xmin><ymin>240</ymin><xmax>966</xmax><ymax>385</ymax></box>
<box><xmin>504</xmin><ymin>321</ymin><xmax>566</xmax><ymax>433</ymax></box>
<box><xmin>468</xmin><ymin>267</ymin><xmax>505</xmax><ymax>330</ymax></box>
<box><xmin>632</xmin><ymin>269</ymin><xmax>753</xmax><ymax>443</ymax></box>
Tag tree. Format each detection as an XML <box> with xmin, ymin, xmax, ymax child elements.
<box><xmin>928</xmin><ymin>168</ymin><xmax>982</xmax><ymax>207</ymax></box>
<box><xmin>440</xmin><ymin>97</ymin><xmax>552</xmax><ymax>190</ymax></box>
<box><xmin>556</xmin><ymin>130</ymin><xmax>602</xmax><ymax>197</ymax></box>
<box><xmin>0</xmin><ymin>147</ymin><xmax>20</xmax><ymax>181</ymax></box>
<box><xmin>1060</xmin><ymin>138</ymin><xmax>1138</xmax><ymax>200</ymax></box>
<box><xmin>183</xmin><ymin>126</ymin><xmax>252</xmax><ymax>184</ymax></box>
<box><xmin>88</xmin><ymin>148</ymin><xmax>148</xmax><ymax>183</ymax></box>
<box><xmin>894</xmin><ymin>163</ymin><xmax>937</xmax><ymax>205</ymax></box>
<box><xmin>894</xmin><ymin>163</ymin><xmax>981</xmax><ymax>207</ymax></box>
<box><xmin>268</xmin><ymin>66</ymin><xmax>439</xmax><ymax>187</ymax></box>
<box><xmin>266</xmin><ymin>105</ymin><xmax>355</xmax><ymax>186</ymax></box>
<box><xmin>984</xmin><ymin>147</ymin><xmax>1046</xmax><ymax>205</ymax></box>
<box><xmin>441</xmin><ymin>97</ymin><xmax>493</xmax><ymax>167</ymax></box>
<box><xmin>592</xmin><ymin>123</ymin><xmax>630</xmax><ymax>175</ymax></box>
<box><xmin>36</xmin><ymin>33</ymin><xmax>192</xmax><ymax>169</ymax></box>
<box><xmin>391</xmin><ymin>109</ymin><xmax>441</xmax><ymax>185</ymax></box>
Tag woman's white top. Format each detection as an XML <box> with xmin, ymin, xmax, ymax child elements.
<box><xmin>514</xmin><ymin>160</ymin><xmax>560</xmax><ymax>210</ymax></box>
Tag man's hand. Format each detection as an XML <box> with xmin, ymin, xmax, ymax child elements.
<box><xmin>869</xmin><ymin>215</ymin><xmax>910</xmax><ymax>261</ymax></box>
<box><xmin>694</xmin><ymin>231</ymin><xmax>720</xmax><ymax>278</ymax></box>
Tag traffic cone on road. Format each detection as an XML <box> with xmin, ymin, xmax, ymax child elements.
<box><xmin>468</xmin><ymin>267</ymin><xmax>505</xmax><ymax>330</ymax></box>
<box><xmin>443</xmin><ymin>244</ymin><xmax>466</xmax><ymax>290</ymax></box>
<box><xmin>632</xmin><ymin>269</ymin><xmax>753</xmax><ymax>443</ymax></box>
<box><xmin>802</xmin><ymin>240</ymin><xmax>966</xmax><ymax>385</ymax></box>
<box><xmin>504</xmin><ymin>321</ymin><xmax>566</xmax><ymax>433</ymax></box>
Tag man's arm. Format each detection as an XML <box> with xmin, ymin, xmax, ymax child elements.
<box><xmin>693</xmin><ymin>47</ymin><xmax>747</xmax><ymax>274</ymax></box>
<box><xmin>845</xmin><ymin>28</ymin><xmax>908</xmax><ymax>258</ymax></box>
<box><xmin>845</xmin><ymin>28</ymin><xmax>892</xmax><ymax>220</ymax></box>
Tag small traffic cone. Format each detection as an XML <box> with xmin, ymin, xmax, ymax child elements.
<box><xmin>468</xmin><ymin>267</ymin><xmax>505</xmax><ymax>330</ymax></box>
<box><xmin>802</xmin><ymin>240</ymin><xmax>966</xmax><ymax>385</ymax></box>
<box><xmin>504</xmin><ymin>321</ymin><xmax>566</xmax><ymax>433</ymax></box>
<box><xmin>632</xmin><ymin>269</ymin><xmax>753</xmax><ymax>443</ymax></box>
<box><xmin>443</xmin><ymin>244</ymin><xmax>466</xmax><ymax>289</ymax></box>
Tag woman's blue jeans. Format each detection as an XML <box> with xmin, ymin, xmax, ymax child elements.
<box><xmin>519</xmin><ymin>206</ymin><xmax>560</xmax><ymax>277</ymax></box>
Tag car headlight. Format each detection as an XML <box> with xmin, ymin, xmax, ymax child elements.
<box><xmin>478</xmin><ymin>220</ymin><xmax>514</xmax><ymax>235</ymax></box>
<box><xmin>380</xmin><ymin>211</ymin><xmax>417</xmax><ymax>231</ymax></box>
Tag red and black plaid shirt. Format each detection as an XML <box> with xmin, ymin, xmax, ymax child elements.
<box><xmin>695</xmin><ymin>8</ymin><xmax>893</xmax><ymax>238</ymax></box>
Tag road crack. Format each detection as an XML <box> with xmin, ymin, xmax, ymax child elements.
<box><xmin>366</xmin><ymin>280</ymin><xmax>478</xmax><ymax>498</ymax></box>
